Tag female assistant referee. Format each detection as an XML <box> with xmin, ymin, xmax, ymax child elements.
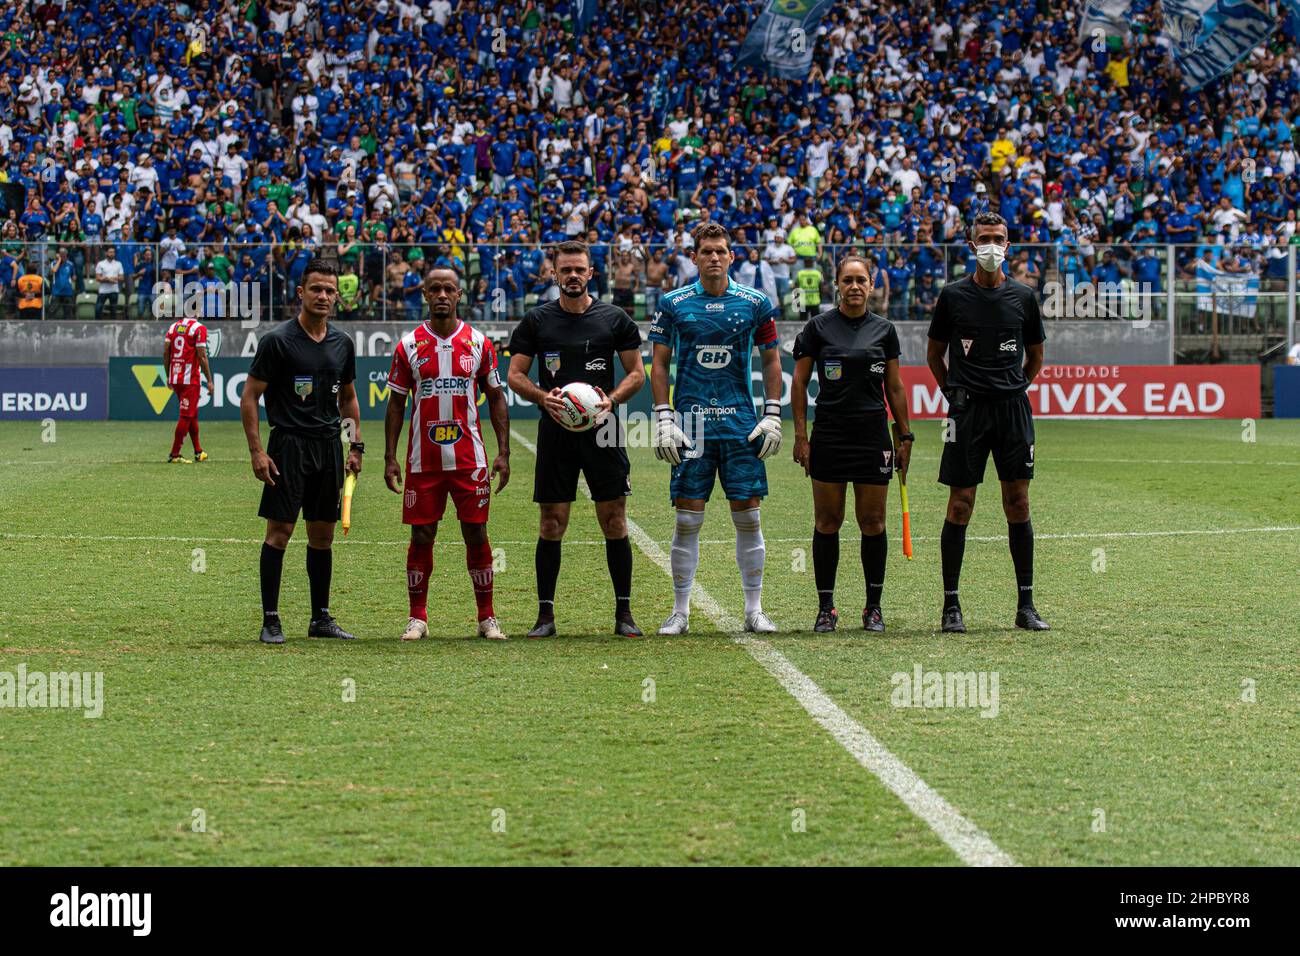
<box><xmin>791</xmin><ymin>255</ymin><xmax>914</xmax><ymax>633</ymax></box>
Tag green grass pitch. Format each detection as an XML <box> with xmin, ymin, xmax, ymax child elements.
<box><xmin>1</xmin><ymin>417</ymin><xmax>1298</xmax><ymax>865</ymax></box>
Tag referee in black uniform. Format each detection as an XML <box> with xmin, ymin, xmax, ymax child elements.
<box><xmin>926</xmin><ymin>212</ymin><xmax>1049</xmax><ymax>633</ymax></box>
<box><xmin>241</xmin><ymin>260</ymin><xmax>363</xmax><ymax>645</ymax></box>
<box><xmin>791</xmin><ymin>255</ymin><xmax>914</xmax><ymax>634</ymax></box>
<box><xmin>506</xmin><ymin>240</ymin><xmax>646</xmax><ymax>639</ymax></box>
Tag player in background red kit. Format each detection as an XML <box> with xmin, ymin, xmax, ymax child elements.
<box><xmin>383</xmin><ymin>267</ymin><xmax>511</xmax><ymax>641</ymax></box>
<box><xmin>164</xmin><ymin>317</ymin><xmax>214</xmax><ymax>462</ymax></box>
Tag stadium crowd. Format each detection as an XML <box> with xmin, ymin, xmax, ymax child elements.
<box><xmin>1</xmin><ymin>0</ymin><xmax>1299</xmax><ymax>324</ymax></box>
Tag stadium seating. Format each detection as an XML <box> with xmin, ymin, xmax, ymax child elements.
<box><xmin>0</xmin><ymin>1</ymin><xmax>1296</xmax><ymax>327</ymax></box>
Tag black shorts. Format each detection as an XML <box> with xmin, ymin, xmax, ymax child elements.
<box><xmin>258</xmin><ymin>430</ymin><xmax>345</xmax><ymax>523</ymax></box>
<box><xmin>810</xmin><ymin>414</ymin><xmax>894</xmax><ymax>485</ymax></box>
<box><xmin>533</xmin><ymin>418</ymin><xmax>630</xmax><ymax>503</ymax></box>
<box><xmin>939</xmin><ymin>392</ymin><xmax>1036</xmax><ymax>488</ymax></box>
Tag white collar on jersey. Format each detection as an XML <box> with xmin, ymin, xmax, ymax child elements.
<box><xmin>422</xmin><ymin>319</ymin><xmax>464</xmax><ymax>341</ymax></box>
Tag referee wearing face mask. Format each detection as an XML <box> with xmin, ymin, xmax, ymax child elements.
<box><xmin>926</xmin><ymin>212</ymin><xmax>1050</xmax><ymax>634</ymax></box>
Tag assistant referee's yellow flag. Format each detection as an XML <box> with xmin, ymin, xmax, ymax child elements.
<box><xmin>341</xmin><ymin>474</ymin><xmax>356</xmax><ymax>535</ymax></box>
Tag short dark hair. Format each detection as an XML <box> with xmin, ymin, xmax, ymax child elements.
<box><xmin>423</xmin><ymin>265</ymin><xmax>463</xmax><ymax>287</ymax></box>
<box><xmin>969</xmin><ymin>211</ymin><xmax>1008</xmax><ymax>240</ymax></box>
<box><xmin>301</xmin><ymin>259</ymin><xmax>338</xmax><ymax>283</ymax></box>
<box><xmin>554</xmin><ymin>239</ymin><xmax>591</xmax><ymax>264</ymax></box>
<box><xmin>691</xmin><ymin>221</ymin><xmax>732</xmax><ymax>248</ymax></box>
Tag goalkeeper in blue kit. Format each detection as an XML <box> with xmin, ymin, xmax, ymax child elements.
<box><xmin>649</xmin><ymin>223</ymin><xmax>785</xmax><ymax>634</ymax></box>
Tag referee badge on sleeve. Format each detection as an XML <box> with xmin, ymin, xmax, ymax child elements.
<box><xmin>294</xmin><ymin>375</ymin><xmax>314</xmax><ymax>399</ymax></box>
<box><xmin>823</xmin><ymin>360</ymin><xmax>842</xmax><ymax>381</ymax></box>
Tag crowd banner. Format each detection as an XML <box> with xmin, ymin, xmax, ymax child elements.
<box><xmin>1079</xmin><ymin>0</ymin><xmax>1133</xmax><ymax>40</ymax></box>
<box><xmin>0</xmin><ymin>367</ymin><xmax>108</xmax><ymax>420</ymax></box>
<box><xmin>736</xmin><ymin>0</ymin><xmax>837</xmax><ymax>80</ymax></box>
<box><xmin>1195</xmin><ymin>260</ymin><xmax>1260</xmax><ymax>317</ymax></box>
<box><xmin>1162</xmin><ymin>0</ymin><xmax>1275</xmax><ymax>91</ymax></box>
<box><xmin>574</xmin><ymin>0</ymin><xmax>597</xmax><ymax>34</ymax></box>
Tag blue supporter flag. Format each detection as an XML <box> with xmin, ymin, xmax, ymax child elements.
<box><xmin>1162</xmin><ymin>0</ymin><xmax>1275</xmax><ymax>91</ymax></box>
<box><xmin>1078</xmin><ymin>0</ymin><xmax>1132</xmax><ymax>42</ymax></box>
<box><xmin>575</xmin><ymin>0</ymin><xmax>597</xmax><ymax>34</ymax></box>
<box><xmin>736</xmin><ymin>0</ymin><xmax>837</xmax><ymax>80</ymax></box>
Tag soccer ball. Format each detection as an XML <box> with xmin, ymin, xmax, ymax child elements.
<box><xmin>555</xmin><ymin>382</ymin><xmax>603</xmax><ymax>432</ymax></box>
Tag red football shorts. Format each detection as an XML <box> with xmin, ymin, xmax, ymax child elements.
<box><xmin>174</xmin><ymin>383</ymin><xmax>201</xmax><ymax>419</ymax></box>
<box><xmin>402</xmin><ymin>468</ymin><xmax>491</xmax><ymax>525</ymax></box>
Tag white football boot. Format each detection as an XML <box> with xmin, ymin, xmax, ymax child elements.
<box><xmin>400</xmin><ymin>618</ymin><xmax>428</xmax><ymax>642</ymax></box>
<box><xmin>744</xmin><ymin>610</ymin><xmax>778</xmax><ymax>634</ymax></box>
<box><xmin>478</xmin><ymin>616</ymin><xmax>506</xmax><ymax>641</ymax></box>
<box><xmin>658</xmin><ymin>611</ymin><xmax>690</xmax><ymax>635</ymax></box>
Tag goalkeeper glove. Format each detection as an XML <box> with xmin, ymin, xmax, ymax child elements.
<box><xmin>652</xmin><ymin>404</ymin><xmax>692</xmax><ymax>466</ymax></box>
<box><xmin>747</xmin><ymin>400</ymin><xmax>783</xmax><ymax>460</ymax></box>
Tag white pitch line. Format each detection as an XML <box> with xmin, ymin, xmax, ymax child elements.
<box><xmin>6</xmin><ymin>524</ymin><xmax>1299</xmax><ymax>550</ymax></box>
<box><xmin>509</xmin><ymin>428</ymin><xmax>1015</xmax><ymax>867</ymax></box>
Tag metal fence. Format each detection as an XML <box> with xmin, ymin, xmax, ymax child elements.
<box><xmin>0</xmin><ymin>239</ymin><xmax>1294</xmax><ymax>353</ymax></box>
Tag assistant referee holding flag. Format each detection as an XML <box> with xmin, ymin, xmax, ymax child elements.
<box><xmin>792</xmin><ymin>255</ymin><xmax>914</xmax><ymax>633</ymax></box>
<box><xmin>927</xmin><ymin>212</ymin><xmax>1049</xmax><ymax>633</ymax></box>
<box><xmin>242</xmin><ymin>260</ymin><xmax>363</xmax><ymax>645</ymax></box>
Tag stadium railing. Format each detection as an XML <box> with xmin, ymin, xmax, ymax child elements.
<box><xmin>0</xmin><ymin>240</ymin><xmax>1294</xmax><ymax>358</ymax></box>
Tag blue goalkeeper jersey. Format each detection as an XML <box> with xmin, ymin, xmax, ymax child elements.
<box><xmin>648</xmin><ymin>278</ymin><xmax>780</xmax><ymax>441</ymax></box>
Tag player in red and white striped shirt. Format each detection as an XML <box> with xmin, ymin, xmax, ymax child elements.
<box><xmin>164</xmin><ymin>317</ymin><xmax>213</xmax><ymax>462</ymax></box>
<box><xmin>383</xmin><ymin>268</ymin><xmax>511</xmax><ymax>641</ymax></box>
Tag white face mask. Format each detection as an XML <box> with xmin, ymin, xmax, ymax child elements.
<box><xmin>974</xmin><ymin>243</ymin><xmax>1006</xmax><ymax>272</ymax></box>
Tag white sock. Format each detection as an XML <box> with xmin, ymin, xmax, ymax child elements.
<box><xmin>671</xmin><ymin>509</ymin><xmax>705</xmax><ymax>615</ymax></box>
<box><xmin>732</xmin><ymin>507</ymin><xmax>765</xmax><ymax>616</ymax></box>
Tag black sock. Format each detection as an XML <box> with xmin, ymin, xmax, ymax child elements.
<box><xmin>1008</xmin><ymin>520</ymin><xmax>1034</xmax><ymax>608</ymax></box>
<box><xmin>812</xmin><ymin>529</ymin><xmax>838</xmax><ymax>610</ymax></box>
<box><xmin>861</xmin><ymin>530</ymin><xmax>887</xmax><ymax>609</ymax></box>
<box><xmin>605</xmin><ymin>536</ymin><xmax>633</xmax><ymax>615</ymax></box>
<box><xmin>941</xmin><ymin>520</ymin><xmax>967</xmax><ymax>611</ymax></box>
<box><xmin>260</xmin><ymin>542</ymin><xmax>284</xmax><ymax>625</ymax></box>
<box><xmin>535</xmin><ymin>538</ymin><xmax>561</xmax><ymax>619</ymax></box>
<box><xmin>306</xmin><ymin>546</ymin><xmax>332</xmax><ymax>621</ymax></box>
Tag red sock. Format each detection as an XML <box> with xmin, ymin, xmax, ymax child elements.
<box><xmin>188</xmin><ymin>418</ymin><xmax>202</xmax><ymax>454</ymax></box>
<box><xmin>407</xmin><ymin>541</ymin><xmax>433</xmax><ymax>621</ymax></box>
<box><xmin>466</xmin><ymin>539</ymin><xmax>495</xmax><ymax>621</ymax></box>
<box><xmin>170</xmin><ymin>418</ymin><xmax>187</xmax><ymax>457</ymax></box>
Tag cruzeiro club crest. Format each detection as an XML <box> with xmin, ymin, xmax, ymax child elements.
<box><xmin>823</xmin><ymin>359</ymin><xmax>842</xmax><ymax>381</ymax></box>
<box><xmin>294</xmin><ymin>376</ymin><xmax>314</xmax><ymax>400</ymax></box>
<box><xmin>544</xmin><ymin>352</ymin><xmax>561</xmax><ymax>373</ymax></box>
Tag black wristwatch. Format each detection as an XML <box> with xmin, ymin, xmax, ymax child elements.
<box><xmin>896</xmin><ymin>432</ymin><xmax>915</xmax><ymax>444</ymax></box>
<box><xmin>349</xmin><ymin>442</ymin><xmax>365</xmax><ymax>454</ymax></box>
